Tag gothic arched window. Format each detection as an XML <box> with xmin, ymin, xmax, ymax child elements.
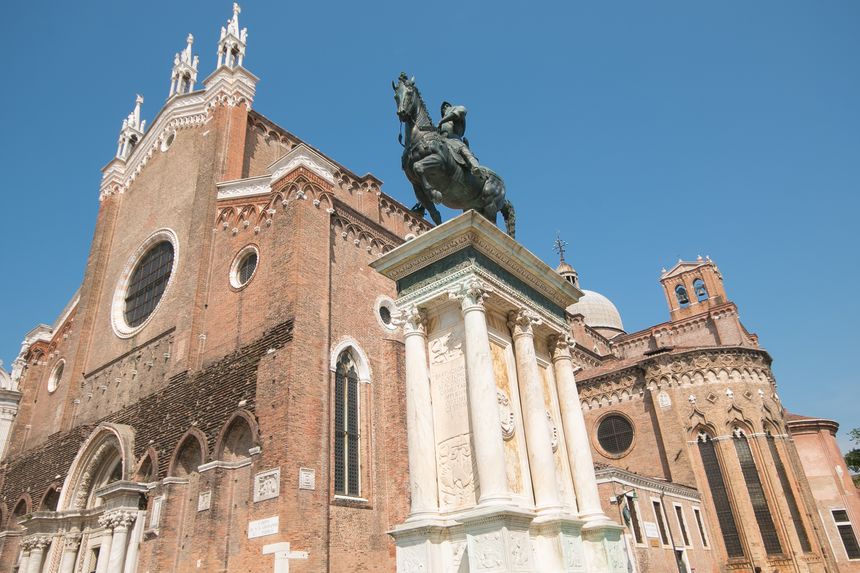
<box><xmin>697</xmin><ymin>432</ymin><xmax>744</xmax><ymax>557</ymax></box>
<box><xmin>766</xmin><ymin>432</ymin><xmax>811</xmax><ymax>552</ymax></box>
<box><xmin>733</xmin><ymin>428</ymin><xmax>783</xmax><ymax>555</ymax></box>
<box><xmin>675</xmin><ymin>285</ymin><xmax>690</xmax><ymax>307</ymax></box>
<box><xmin>334</xmin><ymin>351</ymin><xmax>360</xmax><ymax>497</ymax></box>
<box><xmin>694</xmin><ymin>278</ymin><xmax>708</xmax><ymax>302</ymax></box>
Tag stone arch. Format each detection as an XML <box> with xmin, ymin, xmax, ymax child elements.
<box><xmin>57</xmin><ymin>423</ymin><xmax>134</xmax><ymax>511</ymax></box>
<box><xmin>690</xmin><ymin>421</ymin><xmax>718</xmax><ymax>441</ymax></box>
<box><xmin>329</xmin><ymin>338</ymin><xmax>372</xmax><ymax>383</ymax></box>
<box><xmin>11</xmin><ymin>495</ymin><xmax>31</xmax><ymax>526</ymax></box>
<box><xmin>727</xmin><ymin>417</ymin><xmax>755</xmax><ymax>437</ymax></box>
<box><xmin>214</xmin><ymin>410</ymin><xmax>259</xmax><ymax>461</ymax></box>
<box><xmin>38</xmin><ymin>482</ymin><xmax>62</xmax><ymax>511</ymax></box>
<box><xmin>134</xmin><ymin>447</ymin><xmax>158</xmax><ymax>482</ymax></box>
<box><xmin>168</xmin><ymin>428</ymin><xmax>208</xmax><ymax>477</ymax></box>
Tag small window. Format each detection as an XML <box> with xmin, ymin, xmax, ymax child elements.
<box><xmin>693</xmin><ymin>278</ymin><xmax>708</xmax><ymax>302</ymax></box>
<box><xmin>693</xmin><ymin>507</ymin><xmax>709</xmax><ymax>548</ymax></box>
<box><xmin>125</xmin><ymin>241</ymin><xmax>175</xmax><ymax>328</ymax></box>
<box><xmin>376</xmin><ymin>297</ymin><xmax>397</xmax><ymax>331</ymax></box>
<box><xmin>625</xmin><ymin>496</ymin><xmax>643</xmax><ymax>544</ymax></box>
<box><xmin>597</xmin><ymin>415</ymin><xmax>634</xmax><ymax>455</ymax></box>
<box><xmin>675</xmin><ymin>284</ymin><xmax>690</xmax><ymax>307</ymax></box>
<box><xmin>653</xmin><ymin>500</ymin><xmax>670</xmax><ymax>545</ymax></box>
<box><xmin>675</xmin><ymin>504</ymin><xmax>691</xmax><ymax>546</ymax></box>
<box><xmin>230</xmin><ymin>246</ymin><xmax>259</xmax><ymax>289</ymax></box>
<box><xmin>832</xmin><ymin>509</ymin><xmax>860</xmax><ymax>560</ymax></box>
<box><xmin>48</xmin><ymin>360</ymin><xmax>65</xmax><ymax>393</ymax></box>
<box><xmin>379</xmin><ymin>305</ymin><xmax>391</xmax><ymax>325</ymax></box>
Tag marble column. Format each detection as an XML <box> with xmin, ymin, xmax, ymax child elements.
<box><xmin>397</xmin><ymin>305</ymin><xmax>439</xmax><ymax>519</ymax></box>
<box><xmin>95</xmin><ymin>514</ymin><xmax>115</xmax><ymax>573</ymax></box>
<box><xmin>107</xmin><ymin>512</ymin><xmax>136</xmax><ymax>573</ymax></box>
<box><xmin>509</xmin><ymin>309</ymin><xmax>562</xmax><ymax>512</ymax></box>
<box><xmin>449</xmin><ymin>279</ymin><xmax>509</xmax><ymax>505</ymax></box>
<box><xmin>551</xmin><ymin>334</ymin><xmax>606</xmax><ymax>521</ymax></box>
<box><xmin>26</xmin><ymin>536</ymin><xmax>50</xmax><ymax>573</ymax></box>
<box><xmin>17</xmin><ymin>541</ymin><xmax>32</xmax><ymax>573</ymax></box>
<box><xmin>122</xmin><ymin>511</ymin><xmax>144</xmax><ymax>573</ymax></box>
<box><xmin>59</xmin><ymin>534</ymin><xmax>82</xmax><ymax>573</ymax></box>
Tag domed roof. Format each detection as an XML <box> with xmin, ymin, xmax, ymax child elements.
<box><xmin>556</xmin><ymin>261</ymin><xmax>576</xmax><ymax>275</ymax></box>
<box><xmin>567</xmin><ymin>290</ymin><xmax>625</xmax><ymax>335</ymax></box>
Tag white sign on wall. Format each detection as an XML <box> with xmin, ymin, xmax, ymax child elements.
<box><xmin>248</xmin><ymin>516</ymin><xmax>280</xmax><ymax>539</ymax></box>
<box><xmin>643</xmin><ymin>521</ymin><xmax>660</xmax><ymax>539</ymax></box>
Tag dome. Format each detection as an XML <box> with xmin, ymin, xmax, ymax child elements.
<box><xmin>556</xmin><ymin>261</ymin><xmax>576</xmax><ymax>275</ymax></box>
<box><xmin>567</xmin><ymin>290</ymin><xmax>625</xmax><ymax>337</ymax></box>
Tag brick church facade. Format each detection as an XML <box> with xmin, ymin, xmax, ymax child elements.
<box><xmin>0</xmin><ymin>4</ymin><xmax>857</xmax><ymax>573</ymax></box>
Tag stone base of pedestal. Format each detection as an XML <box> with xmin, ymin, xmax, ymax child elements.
<box><xmin>391</xmin><ymin>506</ymin><xmax>610</xmax><ymax>573</ymax></box>
<box><xmin>581</xmin><ymin>522</ymin><xmax>628</xmax><ymax>573</ymax></box>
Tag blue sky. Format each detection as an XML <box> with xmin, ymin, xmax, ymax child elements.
<box><xmin>1</xmin><ymin>1</ymin><xmax>857</xmax><ymax>451</ymax></box>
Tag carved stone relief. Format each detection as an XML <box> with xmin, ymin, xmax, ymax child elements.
<box><xmin>253</xmin><ymin>468</ymin><xmax>280</xmax><ymax>502</ymax></box>
<box><xmin>438</xmin><ymin>434</ymin><xmax>475</xmax><ymax>510</ymax></box>
<box><xmin>470</xmin><ymin>531</ymin><xmax>505</xmax><ymax>571</ymax></box>
<box><xmin>497</xmin><ymin>390</ymin><xmax>516</xmax><ymax>440</ymax></box>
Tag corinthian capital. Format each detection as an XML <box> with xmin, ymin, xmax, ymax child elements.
<box><xmin>64</xmin><ymin>534</ymin><xmax>82</xmax><ymax>551</ymax></box>
<box><xmin>448</xmin><ymin>278</ymin><xmax>493</xmax><ymax>312</ymax></box>
<box><xmin>31</xmin><ymin>535</ymin><xmax>52</xmax><ymax>549</ymax></box>
<box><xmin>507</xmin><ymin>308</ymin><xmax>542</xmax><ymax>338</ymax></box>
<box><xmin>549</xmin><ymin>333</ymin><xmax>575</xmax><ymax>361</ymax></box>
<box><xmin>392</xmin><ymin>305</ymin><xmax>427</xmax><ymax>336</ymax></box>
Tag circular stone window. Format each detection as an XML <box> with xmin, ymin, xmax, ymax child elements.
<box><xmin>597</xmin><ymin>414</ymin><xmax>634</xmax><ymax>456</ymax></box>
<box><xmin>111</xmin><ymin>229</ymin><xmax>179</xmax><ymax>338</ymax></box>
<box><xmin>48</xmin><ymin>360</ymin><xmax>65</xmax><ymax>393</ymax></box>
<box><xmin>160</xmin><ymin>131</ymin><xmax>176</xmax><ymax>152</ymax></box>
<box><xmin>230</xmin><ymin>246</ymin><xmax>259</xmax><ymax>289</ymax></box>
<box><xmin>376</xmin><ymin>297</ymin><xmax>397</xmax><ymax>331</ymax></box>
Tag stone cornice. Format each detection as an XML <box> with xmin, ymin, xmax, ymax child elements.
<box><xmin>371</xmin><ymin>211</ymin><xmax>582</xmax><ymax>313</ymax></box>
<box><xmin>594</xmin><ymin>466</ymin><xmax>701</xmax><ymax>500</ymax></box>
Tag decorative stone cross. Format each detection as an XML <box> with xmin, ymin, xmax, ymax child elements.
<box><xmin>262</xmin><ymin>542</ymin><xmax>308</xmax><ymax>573</ymax></box>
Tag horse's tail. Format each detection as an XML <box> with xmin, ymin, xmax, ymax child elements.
<box><xmin>501</xmin><ymin>200</ymin><xmax>516</xmax><ymax>239</ymax></box>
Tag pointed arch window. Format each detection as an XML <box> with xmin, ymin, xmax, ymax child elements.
<box><xmin>676</xmin><ymin>285</ymin><xmax>690</xmax><ymax>307</ymax></box>
<box><xmin>693</xmin><ymin>278</ymin><xmax>708</xmax><ymax>302</ymax></box>
<box><xmin>697</xmin><ymin>432</ymin><xmax>744</xmax><ymax>557</ymax></box>
<box><xmin>766</xmin><ymin>433</ymin><xmax>811</xmax><ymax>552</ymax></box>
<box><xmin>733</xmin><ymin>429</ymin><xmax>783</xmax><ymax>555</ymax></box>
<box><xmin>334</xmin><ymin>351</ymin><xmax>360</xmax><ymax>497</ymax></box>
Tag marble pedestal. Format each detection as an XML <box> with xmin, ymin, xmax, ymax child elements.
<box><xmin>372</xmin><ymin>211</ymin><xmax>627</xmax><ymax>573</ymax></box>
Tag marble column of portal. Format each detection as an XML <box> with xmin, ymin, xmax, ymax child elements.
<box><xmin>17</xmin><ymin>541</ymin><xmax>32</xmax><ymax>573</ymax></box>
<box><xmin>122</xmin><ymin>511</ymin><xmax>145</xmax><ymax>573</ymax></box>
<box><xmin>551</xmin><ymin>334</ymin><xmax>607</xmax><ymax>521</ymax></box>
<box><xmin>509</xmin><ymin>310</ymin><xmax>562</xmax><ymax>513</ymax></box>
<box><xmin>26</xmin><ymin>536</ymin><xmax>50</xmax><ymax>573</ymax></box>
<box><xmin>450</xmin><ymin>279</ymin><xmax>509</xmax><ymax>505</ymax></box>
<box><xmin>59</xmin><ymin>534</ymin><xmax>82</xmax><ymax>573</ymax></box>
<box><xmin>398</xmin><ymin>305</ymin><xmax>439</xmax><ymax>519</ymax></box>
<box><xmin>95</xmin><ymin>514</ymin><xmax>115</xmax><ymax>573</ymax></box>
<box><xmin>107</xmin><ymin>512</ymin><xmax>136</xmax><ymax>573</ymax></box>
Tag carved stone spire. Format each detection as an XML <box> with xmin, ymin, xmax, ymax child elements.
<box><xmin>116</xmin><ymin>95</ymin><xmax>145</xmax><ymax>160</ymax></box>
<box><xmin>169</xmin><ymin>33</ymin><xmax>199</xmax><ymax>97</ymax></box>
<box><xmin>217</xmin><ymin>3</ymin><xmax>248</xmax><ymax>69</ymax></box>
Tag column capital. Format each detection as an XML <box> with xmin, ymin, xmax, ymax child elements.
<box><xmin>448</xmin><ymin>278</ymin><xmax>493</xmax><ymax>313</ymax></box>
<box><xmin>63</xmin><ymin>534</ymin><xmax>82</xmax><ymax>551</ymax></box>
<box><xmin>507</xmin><ymin>308</ymin><xmax>542</xmax><ymax>338</ymax></box>
<box><xmin>28</xmin><ymin>534</ymin><xmax>51</xmax><ymax>549</ymax></box>
<box><xmin>393</xmin><ymin>305</ymin><xmax>427</xmax><ymax>336</ymax></box>
<box><xmin>549</xmin><ymin>333</ymin><xmax>576</xmax><ymax>361</ymax></box>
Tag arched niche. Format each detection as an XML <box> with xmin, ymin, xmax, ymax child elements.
<box><xmin>168</xmin><ymin>429</ymin><xmax>208</xmax><ymax>477</ymax></box>
<box><xmin>39</xmin><ymin>484</ymin><xmax>62</xmax><ymax>512</ymax></box>
<box><xmin>134</xmin><ymin>447</ymin><xmax>158</xmax><ymax>482</ymax></box>
<box><xmin>57</xmin><ymin>423</ymin><xmax>134</xmax><ymax>511</ymax></box>
<box><xmin>214</xmin><ymin>411</ymin><xmax>258</xmax><ymax>461</ymax></box>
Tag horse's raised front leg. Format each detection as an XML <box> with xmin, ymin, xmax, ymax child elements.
<box><xmin>413</xmin><ymin>154</ymin><xmax>446</xmax><ymax>204</ymax></box>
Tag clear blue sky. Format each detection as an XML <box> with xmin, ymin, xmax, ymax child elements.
<box><xmin>1</xmin><ymin>1</ymin><xmax>857</xmax><ymax>450</ymax></box>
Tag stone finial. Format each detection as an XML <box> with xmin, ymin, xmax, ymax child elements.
<box><xmin>170</xmin><ymin>33</ymin><xmax>199</xmax><ymax>97</ymax></box>
<box><xmin>116</xmin><ymin>95</ymin><xmax>146</xmax><ymax>160</ymax></box>
<box><xmin>725</xmin><ymin>387</ymin><xmax>734</xmax><ymax>400</ymax></box>
<box><xmin>217</xmin><ymin>2</ymin><xmax>248</xmax><ymax>68</ymax></box>
<box><xmin>688</xmin><ymin>394</ymin><xmax>697</xmax><ymax>406</ymax></box>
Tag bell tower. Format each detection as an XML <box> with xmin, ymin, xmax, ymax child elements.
<box><xmin>217</xmin><ymin>3</ymin><xmax>247</xmax><ymax>69</ymax></box>
<box><xmin>115</xmin><ymin>95</ymin><xmax>145</xmax><ymax>161</ymax></box>
<box><xmin>660</xmin><ymin>256</ymin><xmax>729</xmax><ymax>321</ymax></box>
<box><xmin>169</xmin><ymin>34</ymin><xmax>199</xmax><ymax>97</ymax></box>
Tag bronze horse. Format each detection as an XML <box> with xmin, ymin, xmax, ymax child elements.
<box><xmin>393</xmin><ymin>74</ymin><xmax>515</xmax><ymax>237</ymax></box>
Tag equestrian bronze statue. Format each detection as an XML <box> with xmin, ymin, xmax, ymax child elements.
<box><xmin>393</xmin><ymin>73</ymin><xmax>515</xmax><ymax>237</ymax></box>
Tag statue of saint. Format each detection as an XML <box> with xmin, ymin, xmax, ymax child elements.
<box><xmin>438</xmin><ymin>101</ymin><xmax>481</xmax><ymax>176</ymax></box>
